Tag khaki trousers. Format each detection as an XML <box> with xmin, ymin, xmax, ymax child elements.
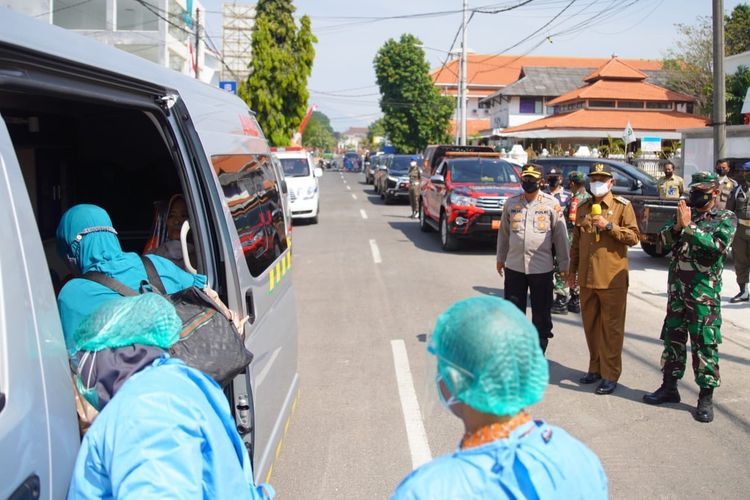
<box><xmin>580</xmin><ymin>286</ymin><xmax>628</xmax><ymax>381</ymax></box>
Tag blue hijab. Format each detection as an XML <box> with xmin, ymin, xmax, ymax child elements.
<box><xmin>57</xmin><ymin>204</ymin><xmax>206</xmax><ymax>352</ymax></box>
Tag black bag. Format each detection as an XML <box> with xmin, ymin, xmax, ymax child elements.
<box><xmin>81</xmin><ymin>257</ymin><xmax>253</xmax><ymax>387</ymax></box>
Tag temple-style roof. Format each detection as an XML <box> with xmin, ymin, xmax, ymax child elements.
<box><xmin>583</xmin><ymin>57</ymin><xmax>649</xmax><ymax>82</ymax></box>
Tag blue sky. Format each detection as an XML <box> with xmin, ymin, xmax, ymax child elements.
<box><xmin>202</xmin><ymin>0</ymin><xmax>744</xmax><ymax>132</ymax></box>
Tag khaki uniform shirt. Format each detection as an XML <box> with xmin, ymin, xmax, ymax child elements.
<box><xmin>496</xmin><ymin>192</ymin><xmax>569</xmax><ymax>275</ymax></box>
<box><xmin>408</xmin><ymin>164</ymin><xmax>420</xmax><ymax>183</ymax></box>
<box><xmin>570</xmin><ymin>192</ymin><xmax>640</xmax><ymax>289</ymax></box>
<box><xmin>658</xmin><ymin>175</ymin><xmax>684</xmax><ymax>199</ymax></box>
<box><xmin>717</xmin><ymin>175</ymin><xmax>738</xmax><ymax>211</ymax></box>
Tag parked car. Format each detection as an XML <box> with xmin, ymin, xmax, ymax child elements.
<box><xmin>0</xmin><ymin>9</ymin><xmax>299</xmax><ymax>495</ymax></box>
<box><xmin>364</xmin><ymin>153</ymin><xmax>383</xmax><ymax>184</ymax></box>
<box><xmin>534</xmin><ymin>157</ymin><xmax>675</xmax><ymax>256</ymax></box>
<box><xmin>379</xmin><ymin>154</ymin><xmax>422</xmax><ymax>204</ymax></box>
<box><xmin>274</xmin><ymin>147</ymin><xmax>323</xmax><ymax>224</ymax></box>
<box><xmin>419</xmin><ymin>153</ymin><xmax>522</xmax><ymax>251</ymax></box>
<box><xmin>373</xmin><ymin>154</ymin><xmax>391</xmax><ymax>195</ymax></box>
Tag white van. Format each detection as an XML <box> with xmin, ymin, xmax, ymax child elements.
<box><xmin>0</xmin><ymin>8</ymin><xmax>298</xmax><ymax>497</ymax></box>
<box><xmin>272</xmin><ymin>147</ymin><xmax>322</xmax><ymax>223</ymax></box>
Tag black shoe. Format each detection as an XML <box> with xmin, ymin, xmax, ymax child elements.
<box><xmin>551</xmin><ymin>296</ymin><xmax>568</xmax><ymax>315</ymax></box>
<box><xmin>595</xmin><ymin>379</ymin><xmax>617</xmax><ymax>395</ymax></box>
<box><xmin>643</xmin><ymin>385</ymin><xmax>681</xmax><ymax>405</ymax></box>
<box><xmin>730</xmin><ymin>287</ymin><xmax>749</xmax><ymax>303</ymax></box>
<box><xmin>579</xmin><ymin>372</ymin><xmax>601</xmax><ymax>384</ymax></box>
<box><xmin>694</xmin><ymin>388</ymin><xmax>714</xmax><ymax>423</ymax></box>
<box><xmin>567</xmin><ymin>297</ymin><xmax>581</xmax><ymax>313</ymax></box>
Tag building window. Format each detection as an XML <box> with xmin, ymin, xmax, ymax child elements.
<box><xmin>589</xmin><ymin>100</ymin><xmax>616</xmax><ymax>108</ymax></box>
<box><xmin>169</xmin><ymin>52</ymin><xmax>186</xmax><ymax>72</ymax></box>
<box><xmin>117</xmin><ymin>0</ymin><xmax>159</xmax><ymax>31</ymax></box>
<box><xmin>646</xmin><ymin>102</ymin><xmax>673</xmax><ymax>110</ymax></box>
<box><xmin>617</xmin><ymin>101</ymin><xmax>645</xmax><ymax>109</ymax></box>
<box><xmin>519</xmin><ymin>97</ymin><xmax>543</xmax><ymax>114</ymax></box>
<box><xmin>53</xmin><ymin>0</ymin><xmax>107</xmax><ymax>29</ymax></box>
<box><xmin>168</xmin><ymin>0</ymin><xmax>192</xmax><ymax>43</ymax></box>
<box><xmin>686</xmin><ymin>103</ymin><xmax>694</xmax><ymax>114</ymax></box>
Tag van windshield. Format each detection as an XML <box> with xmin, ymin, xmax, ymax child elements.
<box><xmin>450</xmin><ymin>159</ymin><xmax>518</xmax><ymax>184</ymax></box>
<box><xmin>280</xmin><ymin>158</ymin><xmax>310</xmax><ymax>177</ymax></box>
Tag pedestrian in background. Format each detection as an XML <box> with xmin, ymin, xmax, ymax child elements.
<box><xmin>545</xmin><ymin>168</ymin><xmax>572</xmax><ymax>315</ymax></box>
<box><xmin>726</xmin><ymin>161</ymin><xmax>750</xmax><ymax>303</ymax></box>
<box><xmin>408</xmin><ymin>157</ymin><xmax>420</xmax><ymax>219</ymax></box>
<box><xmin>643</xmin><ymin>172</ymin><xmax>737</xmax><ymax>423</ymax></box>
<box><xmin>567</xmin><ymin>163</ymin><xmax>640</xmax><ymax>395</ymax></box>
<box><xmin>392</xmin><ymin>296</ymin><xmax>607</xmax><ymax>500</ymax></box>
<box><xmin>497</xmin><ymin>164</ymin><xmax>569</xmax><ymax>354</ymax></box>
<box><xmin>715</xmin><ymin>159</ymin><xmax>737</xmax><ymax>211</ymax></box>
<box><xmin>564</xmin><ymin>171</ymin><xmax>590</xmax><ymax>314</ymax></box>
<box><xmin>658</xmin><ymin>161</ymin><xmax>684</xmax><ymax>199</ymax></box>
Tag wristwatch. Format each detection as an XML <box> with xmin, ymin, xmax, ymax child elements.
<box><xmin>605</xmin><ymin>222</ymin><xmax>613</xmax><ymax>231</ymax></box>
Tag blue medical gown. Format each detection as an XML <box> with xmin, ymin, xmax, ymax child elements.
<box><xmin>393</xmin><ymin>420</ymin><xmax>607</xmax><ymax>500</ymax></box>
<box><xmin>68</xmin><ymin>357</ymin><xmax>273</xmax><ymax>499</ymax></box>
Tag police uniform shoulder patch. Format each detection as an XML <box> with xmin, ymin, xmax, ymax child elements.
<box><xmin>614</xmin><ymin>195</ymin><xmax>630</xmax><ymax>205</ymax></box>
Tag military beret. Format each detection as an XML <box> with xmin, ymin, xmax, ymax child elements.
<box><xmin>689</xmin><ymin>170</ymin><xmax>719</xmax><ymax>189</ymax></box>
<box><xmin>521</xmin><ymin>164</ymin><xmax>543</xmax><ymax>179</ymax></box>
<box><xmin>568</xmin><ymin>171</ymin><xmax>586</xmax><ymax>183</ymax></box>
<box><xmin>588</xmin><ymin>163</ymin><xmax>613</xmax><ymax>177</ymax></box>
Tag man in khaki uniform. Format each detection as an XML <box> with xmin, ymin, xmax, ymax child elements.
<box><xmin>567</xmin><ymin>163</ymin><xmax>640</xmax><ymax>395</ymax></box>
<box><xmin>658</xmin><ymin>161</ymin><xmax>684</xmax><ymax>199</ymax></box>
<box><xmin>727</xmin><ymin>161</ymin><xmax>750</xmax><ymax>302</ymax></box>
<box><xmin>715</xmin><ymin>159</ymin><xmax>737</xmax><ymax>211</ymax></box>
<box><xmin>408</xmin><ymin>157</ymin><xmax>421</xmax><ymax>218</ymax></box>
<box><xmin>497</xmin><ymin>164</ymin><xmax>569</xmax><ymax>354</ymax></box>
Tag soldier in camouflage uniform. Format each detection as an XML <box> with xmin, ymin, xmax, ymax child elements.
<box><xmin>408</xmin><ymin>158</ymin><xmax>421</xmax><ymax>218</ymax></box>
<box><xmin>563</xmin><ymin>171</ymin><xmax>590</xmax><ymax>313</ymax></box>
<box><xmin>545</xmin><ymin>169</ymin><xmax>572</xmax><ymax>314</ymax></box>
<box><xmin>643</xmin><ymin>171</ymin><xmax>737</xmax><ymax>423</ymax></box>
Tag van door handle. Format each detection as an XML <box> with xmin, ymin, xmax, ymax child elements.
<box><xmin>0</xmin><ymin>392</ymin><xmax>5</xmax><ymax>413</ymax></box>
<box><xmin>245</xmin><ymin>289</ymin><xmax>255</xmax><ymax>324</ymax></box>
<box><xmin>8</xmin><ymin>474</ymin><xmax>40</xmax><ymax>500</ymax></box>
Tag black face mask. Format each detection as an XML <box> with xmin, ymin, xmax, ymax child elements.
<box><xmin>664</xmin><ymin>171</ymin><xmax>673</xmax><ymax>178</ymax></box>
<box><xmin>548</xmin><ymin>177</ymin><xmax>560</xmax><ymax>188</ymax></box>
<box><xmin>687</xmin><ymin>189</ymin><xmax>713</xmax><ymax>209</ymax></box>
<box><xmin>522</xmin><ymin>180</ymin><xmax>540</xmax><ymax>193</ymax></box>
<box><xmin>716</xmin><ymin>167</ymin><xmax>728</xmax><ymax>176</ymax></box>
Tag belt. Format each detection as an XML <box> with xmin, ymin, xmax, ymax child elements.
<box><xmin>739</xmin><ymin>218</ymin><xmax>750</xmax><ymax>227</ymax></box>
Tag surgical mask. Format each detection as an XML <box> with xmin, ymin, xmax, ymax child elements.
<box><xmin>521</xmin><ymin>180</ymin><xmax>539</xmax><ymax>193</ymax></box>
<box><xmin>589</xmin><ymin>181</ymin><xmax>611</xmax><ymax>197</ymax></box>
<box><xmin>547</xmin><ymin>177</ymin><xmax>560</xmax><ymax>188</ymax></box>
<box><xmin>688</xmin><ymin>189</ymin><xmax>713</xmax><ymax>209</ymax></box>
<box><xmin>435</xmin><ymin>374</ymin><xmax>458</xmax><ymax>411</ymax></box>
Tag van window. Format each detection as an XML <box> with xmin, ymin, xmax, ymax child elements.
<box><xmin>212</xmin><ymin>155</ymin><xmax>289</xmax><ymax>277</ymax></box>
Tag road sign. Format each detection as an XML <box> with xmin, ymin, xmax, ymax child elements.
<box><xmin>219</xmin><ymin>81</ymin><xmax>237</xmax><ymax>94</ymax></box>
<box><xmin>641</xmin><ymin>136</ymin><xmax>662</xmax><ymax>153</ymax></box>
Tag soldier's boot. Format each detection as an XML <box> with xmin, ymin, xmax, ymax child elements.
<box><xmin>694</xmin><ymin>388</ymin><xmax>714</xmax><ymax>423</ymax></box>
<box><xmin>567</xmin><ymin>291</ymin><xmax>581</xmax><ymax>313</ymax></box>
<box><xmin>551</xmin><ymin>295</ymin><xmax>568</xmax><ymax>315</ymax></box>
<box><xmin>730</xmin><ymin>284</ymin><xmax>749</xmax><ymax>303</ymax></box>
<box><xmin>643</xmin><ymin>372</ymin><xmax>680</xmax><ymax>405</ymax></box>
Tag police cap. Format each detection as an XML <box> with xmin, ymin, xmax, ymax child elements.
<box><xmin>521</xmin><ymin>164</ymin><xmax>543</xmax><ymax>179</ymax></box>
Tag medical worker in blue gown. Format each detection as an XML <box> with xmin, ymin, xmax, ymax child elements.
<box><xmin>56</xmin><ymin>204</ymin><xmax>206</xmax><ymax>353</ymax></box>
<box><xmin>67</xmin><ymin>293</ymin><xmax>273</xmax><ymax>499</ymax></box>
<box><xmin>393</xmin><ymin>296</ymin><xmax>607</xmax><ymax>499</ymax></box>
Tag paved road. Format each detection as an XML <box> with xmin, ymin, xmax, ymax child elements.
<box><xmin>271</xmin><ymin>171</ymin><xmax>750</xmax><ymax>499</ymax></box>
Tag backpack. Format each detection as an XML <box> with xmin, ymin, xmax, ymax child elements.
<box><xmin>81</xmin><ymin>256</ymin><xmax>253</xmax><ymax>387</ymax></box>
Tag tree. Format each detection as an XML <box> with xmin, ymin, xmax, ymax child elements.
<box><xmin>239</xmin><ymin>0</ymin><xmax>316</xmax><ymax>146</ymax></box>
<box><xmin>373</xmin><ymin>34</ymin><xmax>453</xmax><ymax>152</ymax></box>
<box><xmin>726</xmin><ymin>65</ymin><xmax>750</xmax><ymax>124</ymax></box>
<box><xmin>662</xmin><ymin>17</ymin><xmax>713</xmax><ymax>116</ymax></box>
<box><xmin>725</xmin><ymin>4</ymin><xmax>750</xmax><ymax>56</ymax></box>
<box><xmin>302</xmin><ymin>111</ymin><xmax>335</xmax><ymax>151</ymax></box>
<box><xmin>365</xmin><ymin>118</ymin><xmax>386</xmax><ymax>150</ymax></box>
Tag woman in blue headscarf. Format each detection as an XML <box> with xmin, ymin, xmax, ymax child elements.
<box><xmin>393</xmin><ymin>296</ymin><xmax>607</xmax><ymax>499</ymax></box>
<box><xmin>56</xmin><ymin>204</ymin><xmax>206</xmax><ymax>352</ymax></box>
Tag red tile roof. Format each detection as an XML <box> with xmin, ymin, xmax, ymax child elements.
<box><xmin>546</xmin><ymin>80</ymin><xmax>696</xmax><ymax>105</ymax></box>
<box><xmin>431</xmin><ymin>54</ymin><xmax>662</xmax><ymax>87</ymax></box>
<box><xmin>501</xmin><ymin>109</ymin><xmax>707</xmax><ymax>133</ymax></box>
<box><xmin>583</xmin><ymin>58</ymin><xmax>648</xmax><ymax>82</ymax></box>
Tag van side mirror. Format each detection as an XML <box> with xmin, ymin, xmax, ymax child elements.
<box><xmin>314</xmin><ymin>167</ymin><xmax>323</xmax><ymax>178</ymax></box>
<box><xmin>632</xmin><ymin>179</ymin><xmax>642</xmax><ymax>191</ymax></box>
<box><xmin>430</xmin><ymin>174</ymin><xmax>445</xmax><ymax>185</ymax></box>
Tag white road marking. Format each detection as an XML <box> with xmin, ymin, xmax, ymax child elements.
<box><xmin>352</xmin><ymin>194</ymin><xmax>358</xmax><ymax>200</ymax></box>
<box><xmin>369</xmin><ymin>239</ymin><xmax>382</xmax><ymax>264</ymax></box>
<box><xmin>346</xmin><ymin>185</ymin><xmax>351</xmax><ymax>191</ymax></box>
<box><xmin>360</xmin><ymin>209</ymin><xmax>368</xmax><ymax>220</ymax></box>
<box><xmin>390</xmin><ymin>339</ymin><xmax>432</xmax><ymax>469</ymax></box>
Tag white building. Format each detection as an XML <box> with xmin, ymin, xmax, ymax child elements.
<box><xmin>338</xmin><ymin>127</ymin><xmax>367</xmax><ymax>151</ymax></box>
<box><xmin>0</xmin><ymin>0</ymin><xmax>220</xmax><ymax>85</ymax></box>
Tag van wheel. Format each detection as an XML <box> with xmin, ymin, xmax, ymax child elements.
<box><xmin>419</xmin><ymin>203</ymin><xmax>433</xmax><ymax>232</ymax></box>
<box><xmin>440</xmin><ymin>212</ymin><xmax>459</xmax><ymax>251</ymax></box>
<box><xmin>641</xmin><ymin>241</ymin><xmax>668</xmax><ymax>257</ymax></box>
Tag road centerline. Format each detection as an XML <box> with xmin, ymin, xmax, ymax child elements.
<box><xmin>369</xmin><ymin>239</ymin><xmax>382</xmax><ymax>264</ymax></box>
<box><xmin>360</xmin><ymin>209</ymin><xmax>368</xmax><ymax>219</ymax></box>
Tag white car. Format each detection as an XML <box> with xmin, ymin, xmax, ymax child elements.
<box><xmin>274</xmin><ymin>148</ymin><xmax>323</xmax><ymax>223</ymax></box>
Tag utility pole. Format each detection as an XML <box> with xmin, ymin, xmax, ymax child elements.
<box><xmin>194</xmin><ymin>8</ymin><xmax>201</xmax><ymax>80</ymax></box>
<box><xmin>712</xmin><ymin>0</ymin><xmax>726</xmax><ymax>162</ymax></box>
<box><xmin>455</xmin><ymin>50</ymin><xmax>462</xmax><ymax>145</ymax></box>
<box><xmin>460</xmin><ymin>0</ymin><xmax>469</xmax><ymax>145</ymax></box>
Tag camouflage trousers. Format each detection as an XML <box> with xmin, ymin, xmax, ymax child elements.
<box><xmin>660</xmin><ymin>275</ymin><xmax>722</xmax><ymax>389</ymax></box>
<box><xmin>409</xmin><ymin>185</ymin><xmax>419</xmax><ymax>213</ymax></box>
<box><xmin>553</xmin><ymin>261</ymin><xmax>569</xmax><ymax>299</ymax></box>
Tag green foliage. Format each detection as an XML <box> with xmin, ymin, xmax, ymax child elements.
<box><xmin>302</xmin><ymin>111</ymin><xmax>335</xmax><ymax>151</ymax></box>
<box><xmin>239</xmin><ymin>0</ymin><xmax>316</xmax><ymax>146</ymax></box>
<box><xmin>599</xmin><ymin>135</ymin><xmax>625</xmax><ymax>157</ymax></box>
<box><xmin>726</xmin><ymin>65</ymin><xmax>750</xmax><ymax>124</ymax></box>
<box><xmin>663</xmin><ymin>17</ymin><xmax>713</xmax><ymax>116</ymax></box>
<box><xmin>366</xmin><ymin>117</ymin><xmax>386</xmax><ymax>149</ymax></box>
<box><xmin>725</xmin><ymin>4</ymin><xmax>750</xmax><ymax>56</ymax></box>
<box><xmin>373</xmin><ymin>34</ymin><xmax>453</xmax><ymax>152</ymax></box>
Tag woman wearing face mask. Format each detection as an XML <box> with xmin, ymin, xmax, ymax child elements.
<box><xmin>392</xmin><ymin>296</ymin><xmax>607</xmax><ymax>499</ymax></box>
<box><xmin>565</xmin><ymin>163</ymin><xmax>640</xmax><ymax>396</ymax></box>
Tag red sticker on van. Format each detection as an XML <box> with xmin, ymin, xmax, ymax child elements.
<box><xmin>240</xmin><ymin>114</ymin><xmax>261</xmax><ymax>137</ymax></box>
